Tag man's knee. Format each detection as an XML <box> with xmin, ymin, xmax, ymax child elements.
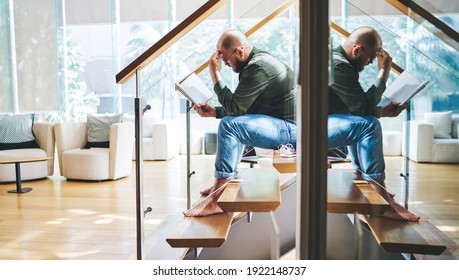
<box><xmin>362</xmin><ymin>116</ymin><xmax>382</xmax><ymax>136</ymax></box>
<box><xmin>218</xmin><ymin>116</ymin><xmax>235</xmax><ymax>134</ymax></box>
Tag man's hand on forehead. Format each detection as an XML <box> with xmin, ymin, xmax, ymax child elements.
<box><xmin>214</xmin><ymin>50</ymin><xmax>223</xmax><ymax>58</ymax></box>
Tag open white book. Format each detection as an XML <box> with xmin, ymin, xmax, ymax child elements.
<box><xmin>175</xmin><ymin>73</ymin><xmax>213</xmax><ymax>107</ymax></box>
<box><xmin>383</xmin><ymin>71</ymin><xmax>429</xmax><ymax>105</ymax></box>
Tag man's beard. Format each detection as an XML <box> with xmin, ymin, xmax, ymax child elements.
<box><xmin>357</xmin><ymin>57</ymin><xmax>368</xmax><ymax>72</ymax></box>
<box><xmin>350</xmin><ymin>57</ymin><xmax>366</xmax><ymax>72</ymax></box>
<box><xmin>233</xmin><ymin>58</ymin><xmax>248</xmax><ymax>73</ymax></box>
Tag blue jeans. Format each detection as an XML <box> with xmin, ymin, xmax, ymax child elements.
<box><xmin>328</xmin><ymin>114</ymin><xmax>385</xmax><ymax>181</ymax></box>
<box><xmin>215</xmin><ymin>114</ymin><xmax>297</xmax><ymax>179</ymax></box>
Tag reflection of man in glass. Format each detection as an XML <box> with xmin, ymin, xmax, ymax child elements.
<box><xmin>184</xmin><ymin>29</ymin><xmax>297</xmax><ymax>217</ymax></box>
<box><xmin>329</xmin><ymin>26</ymin><xmax>419</xmax><ymax>221</ymax></box>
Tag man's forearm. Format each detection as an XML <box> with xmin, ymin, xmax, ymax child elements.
<box><xmin>376</xmin><ymin>48</ymin><xmax>392</xmax><ymax>82</ymax></box>
<box><xmin>377</xmin><ymin>67</ymin><xmax>391</xmax><ymax>82</ymax></box>
<box><xmin>210</xmin><ymin>69</ymin><xmax>223</xmax><ymax>85</ymax></box>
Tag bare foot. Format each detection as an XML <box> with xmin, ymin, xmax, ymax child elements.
<box><xmin>183</xmin><ymin>199</ymin><xmax>224</xmax><ymax>217</ymax></box>
<box><xmin>184</xmin><ymin>183</ymin><xmax>228</xmax><ymax>217</ymax></box>
<box><xmin>369</xmin><ymin>182</ymin><xmax>420</xmax><ymax>222</ymax></box>
<box><xmin>382</xmin><ymin>201</ymin><xmax>420</xmax><ymax>222</ymax></box>
<box><xmin>200</xmin><ymin>178</ymin><xmax>230</xmax><ymax>196</ymax></box>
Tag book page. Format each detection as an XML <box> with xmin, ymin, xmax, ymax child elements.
<box><xmin>383</xmin><ymin>71</ymin><xmax>428</xmax><ymax>105</ymax></box>
<box><xmin>175</xmin><ymin>73</ymin><xmax>213</xmax><ymax>107</ymax></box>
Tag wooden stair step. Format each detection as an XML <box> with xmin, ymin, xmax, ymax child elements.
<box><xmin>272</xmin><ymin>150</ymin><xmax>296</xmax><ymax>173</ymax></box>
<box><xmin>272</xmin><ymin>151</ymin><xmax>334</xmax><ymax>173</ymax></box>
<box><xmin>363</xmin><ymin>215</ymin><xmax>448</xmax><ymax>255</ymax></box>
<box><xmin>144</xmin><ymin>215</ymin><xmax>190</xmax><ymax>259</ymax></box>
<box><xmin>327</xmin><ymin>169</ymin><xmax>390</xmax><ymax>215</ymax></box>
<box><xmin>217</xmin><ymin>168</ymin><xmax>280</xmax><ymax>212</ymax></box>
<box><xmin>165</xmin><ymin>212</ymin><xmax>234</xmax><ymax>248</ymax></box>
<box><xmin>160</xmin><ymin>168</ymin><xmax>281</xmax><ymax>250</ymax></box>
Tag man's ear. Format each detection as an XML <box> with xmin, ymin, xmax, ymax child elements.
<box><xmin>236</xmin><ymin>46</ymin><xmax>244</xmax><ymax>57</ymax></box>
<box><xmin>351</xmin><ymin>45</ymin><xmax>363</xmax><ymax>58</ymax></box>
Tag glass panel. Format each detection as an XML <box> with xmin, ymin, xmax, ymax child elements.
<box><xmin>65</xmin><ymin>0</ymin><xmax>112</xmax><ymax>24</ymax></box>
<box><xmin>14</xmin><ymin>0</ymin><xmax>58</xmax><ymax>112</ymax></box>
<box><xmin>333</xmin><ymin>0</ymin><xmax>459</xmax><ymax>116</ymax></box>
<box><xmin>415</xmin><ymin>0</ymin><xmax>459</xmax><ymax>33</ymax></box>
<box><xmin>387</xmin><ymin>0</ymin><xmax>459</xmax><ymax>55</ymax></box>
<box><xmin>0</xmin><ymin>0</ymin><xmax>6</xmax><ymax>112</ymax></box>
<box><xmin>63</xmin><ymin>0</ymin><xmax>112</xmax><ymax>119</ymax></box>
<box><xmin>0</xmin><ymin>0</ymin><xmax>297</xmax><ymax>120</ymax></box>
<box><xmin>117</xmin><ymin>0</ymin><xmax>298</xmax><ymax>215</ymax></box>
<box><xmin>118</xmin><ymin>0</ymin><xmax>210</xmax><ymax>119</ymax></box>
<box><xmin>134</xmin><ymin>0</ymin><xmax>297</xmax><ymax>119</ymax></box>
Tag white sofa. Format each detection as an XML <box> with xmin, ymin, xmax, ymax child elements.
<box><xmin>0</xmin><ymin>122</ymin><xmax>55</xmax><ymax>182</ymax></box>
<box><xmin>404</xmin><ymin>112</ymin><xmax>459</xmax><ymax>163</ymax></box>
<box><xmin>141</xmin><ymin>120</ymin><xmax>180</xmax><ymax>160</ymax></box>
<box><xmin>379</xmin><ymin>116</ymin><xmax>404</xmax><ymax>156</ymax></box>
<box><xmin>54</xmin><ymin>122</ymin><xmax>134</xmax><ymax>180</ymax></box>
<box><xmin>124</xmin><ymin>114</ymin><xmax>179</xmax><ymax>160</ymax></box>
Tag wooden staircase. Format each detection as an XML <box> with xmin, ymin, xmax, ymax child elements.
<box><xmin>146</xmin><ymin>152</ymin><xmax>454</xmax><ymax>260</ymax></box>
<box><xmin>150</xmin><ymin>168</ymin><xmax>281</xmax><ymax>256</ymax></box>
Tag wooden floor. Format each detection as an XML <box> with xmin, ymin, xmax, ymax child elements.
<box><xmin>0</xmin><ymin>155</ymin><xmax>458</xmax><ymax>260</ymax></box>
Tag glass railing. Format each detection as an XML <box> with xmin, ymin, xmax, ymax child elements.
<box><xmin>386</xmin><ymin>0</ymin><xmax>459</xmax><ymax>52</ymax></box>
<box><xmin>134</xmin><ymin>0</ymin><xmax>298</xmax><ymax>245</ymax></box>
<box><xmin>128</xmin><ymin>0</ymin><xmax>298</xmax><ymax>120</ymax></box>
<box><xmin>0</xmin><ymin>1</ymin><xmax>5</xmax><ymax>112</ymax></box>
<box><xmin>331</xmin><ymin>0</ymin><xmax>459</xmax><ymax>117</ymax></box>
<box><xmin>403</xmin><ymin>0</ymin><xmax>459</xmax><ymax>33</ymax></box>
<box><xmin>1</xmin><ymin>0</ymin><xmax>58</xmax><ymax>113</ymax></box>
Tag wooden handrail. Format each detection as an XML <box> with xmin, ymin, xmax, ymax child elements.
<box><xmin>386</xmin><ymin>0</ymin><xmax>459</xmax><ymax>51</ymax></box>
<box><xmin>330</xmin><ymin>21</ymin><xmax>404</xmax><ymax>75</ymax></box>
<box><xmin>116</xmin><ymin>0</ymin><xmax>226</xmax><ymax>84</ymax></box>
<box><xmin>191</xmin><ymin>0</ymin><xmax>295</xmax><ymax>77</ymax></box>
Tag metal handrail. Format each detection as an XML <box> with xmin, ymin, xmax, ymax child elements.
<box><xmin>115</xmin><ymin>0</ymin><xmax>226</xmax><ymax>84</ymax></box>
<box><xmin>386</xmin><ymin>0</ymin><xmax>459</xmax><ymax>51</ymax></box>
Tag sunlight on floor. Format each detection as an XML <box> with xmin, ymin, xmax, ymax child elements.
<box><xmin>57</xmin><ymin>250</ymin><xmax>100</xmax><ymax>258</ymax></box>
<box><xmin>437</xmin><ymin>226</ymin><xmax>459</xmax><ymax>232</ymax></box>
<box><xmin>67</xmin><ymin>208</ymin><xmax>98</xmax><ymax>215</ymax></box>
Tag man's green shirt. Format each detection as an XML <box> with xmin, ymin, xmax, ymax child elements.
<box><xmin>329</xmin><ymin>45</ymin><xmax>386</xmax><ymax>117</ymax></box>
<box><xmin>214</xmin><ymin>47</ymin><xmax>296</xmax><ymax>124</ymax></box>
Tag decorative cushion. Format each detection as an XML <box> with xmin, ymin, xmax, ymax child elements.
<box><xmin>425</xmin><ymin>111</ymin><xmax>452</xmax><ymax>139</ymax></box>
<box><xmin>0</xmin><ymin>114</ymin><xmax>39</xmax><ymax>150</ymax></box>
<box><xmin>84</xmin><ymin>113</ymin><xmax>123</xmax><ymax>148</ymax></box>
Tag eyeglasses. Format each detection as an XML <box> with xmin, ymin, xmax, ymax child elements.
<box><xmin>222</xmin><ymin>47</ymin><xmax>238</xmax><ymax>64</ymax></box>
<box><xmin>360</xmin><ymin>46</ymin><xmax>378</xmax><ymax>63</ymax></box>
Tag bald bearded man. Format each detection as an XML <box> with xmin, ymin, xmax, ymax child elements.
<box><xmin>328</xmin><ymin>26</ymin><xmax>420</xmax><ymax>222</ymax></box>
<box><xmin>184</xmin><ymin>29</ymin><xmax>297</xmax><ymax>217</ymax></box>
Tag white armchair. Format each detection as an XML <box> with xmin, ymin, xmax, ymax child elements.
<box><xmin>124</xmin><ymin>114</ymin><xmax>179</xmax><ymax>161</ymax></box>
<box><xmin>0</xmin><ymin>122</ymin><xmax>55</xmax><ymax>182</ymax></box>
<box><xmin>404</xmin><ymin>113</ymin><xmax>459</xmax><ymax>163</ymax></box>
<box><xmin>54</xmin><ymin>122</ymin><xmax>134</xmax><ymax>180</ymax></box>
